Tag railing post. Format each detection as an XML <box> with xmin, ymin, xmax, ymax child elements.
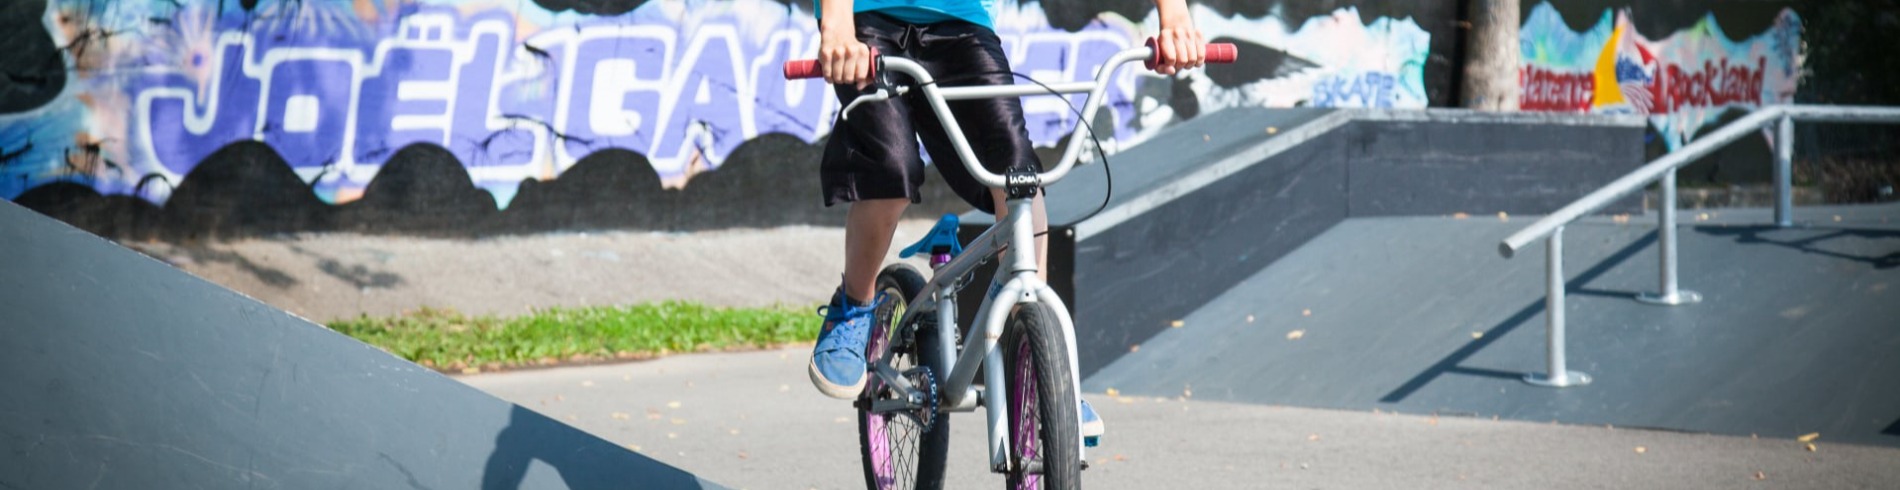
<box><xmin>1775</xmin><ymin>114</ymin><xmax>1795</xmax><ymax>228</ymax></box>
<box><xmin>1636</xmin><ymin>168</ymin><xmax>1703</xmax><ymax>306</ymax></box>
<box><xmin>1525</xmin><ymin>227</ymin><xmax>1591</xmax><ymax>388</ymax></box>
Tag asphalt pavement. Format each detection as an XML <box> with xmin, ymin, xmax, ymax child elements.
<box><xmin>458</xmin><ymin>347</ymin><xmax>1900</xmax><ymax>490</ymax></box>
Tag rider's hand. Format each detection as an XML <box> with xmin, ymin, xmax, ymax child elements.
<box><xmin>1152</xmin><ymin>0</ymin><xmax>1205</xmax><ymax>75</ymax></box>
<box><xmin>819</xmin><ymin>17</ymin><xmax>872</xmax><ymax>88</ymax></box>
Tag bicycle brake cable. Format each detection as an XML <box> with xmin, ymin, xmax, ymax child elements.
<box><xmin>913</xmin><ymin>70</ymin><xmax>1115</xmax><ymax>232</ymax></box>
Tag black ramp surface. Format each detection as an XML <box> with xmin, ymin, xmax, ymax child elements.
<box><xmin>0</xmin><ymin>201</ymin><xmax>721</xmax><ymax>489</ymax></box>
<box><xmin>1087</xmin><ymin>205</ymin><xmax>1900</xmax><ymax>447</ymax></box>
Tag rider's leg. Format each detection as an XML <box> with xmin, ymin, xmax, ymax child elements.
<box><xmin>843</xmin><ymin>198</ymin><xmax>910</xmax><ymax>303</ymax></box>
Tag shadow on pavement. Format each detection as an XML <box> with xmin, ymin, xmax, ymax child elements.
<box><xmin>483</xmin><ymin>406</ymin><xmax>715</xmax><ymax>490</ymax></box>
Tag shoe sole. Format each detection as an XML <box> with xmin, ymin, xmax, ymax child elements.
<box><xmin>1079</xmin><ymin>419</ymin><xmax>1105</xmax><ymax>438</ymax></box>
<box><xmin>808</xmin><ymin>357</ymin><xmax>867</xmax><ymax>400</ymax></box>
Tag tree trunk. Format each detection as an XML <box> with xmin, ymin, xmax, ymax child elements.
<box><xmin>1463</xmin><ymin>0</ymin><xmax>1520</xmax><ymax>110</ymax></box>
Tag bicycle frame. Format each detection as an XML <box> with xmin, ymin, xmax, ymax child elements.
<box><xmin>855</xmin><ymin>46</ymin><xmax>1157</xmax><ymax>473</ymax></box>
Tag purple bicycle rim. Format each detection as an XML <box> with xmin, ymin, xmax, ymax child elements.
<box><xmin>1012</xmin><ymin>337</ymin><xmax>1041</xmax><ymax>489</ymax></box>
<box><xmin>866</xmin><ymin>311</ymin><xmax>896</xmax><ymax>488</ymax></box>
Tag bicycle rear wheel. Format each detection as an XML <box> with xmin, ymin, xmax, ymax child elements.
<box><xmin>860</xmin><ymin>264</ymin><xmax>950</xmax><ymax>490</ymax></box>
<box><xmin>1002</xmin><ymin>302</ymin><xmax>1081</xmax><ymax>490</ymax></box>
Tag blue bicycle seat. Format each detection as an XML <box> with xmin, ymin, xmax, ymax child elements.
<box><xmin>899</xmin><ymin>214</ymin><xmax>963</xmax><ymax>259</ymax></box>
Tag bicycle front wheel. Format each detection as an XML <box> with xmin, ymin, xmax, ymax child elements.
<box><xmin>1002</xmin><ymin>302</ymin><xmax>1081</xmax><ymax>490</ymax></box>
<box><xmin>859</xmin><ymin>264</ymin><xmax>950</xmax><ymax>490</ymax></box>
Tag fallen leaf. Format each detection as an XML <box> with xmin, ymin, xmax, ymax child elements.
<box><xmin>1170</xmin><ymin>320</ymin><xmax>1185</xmax><ymax>328</ymax></box>
<box><xmin>1286</xmin><ymin>330</ymin><xmax>1305</xmax><ymax>340</ymax></box>
<box><xmin>1302</xmin><ymin>309</ymin><xmax>1312</xmax><ymax>317</ymax></box>
<box><xmin>1471</xmin><ymin>331</ymin><xmax>1484</xmax><ymax>339</ymax></box>
<box><xmin>667</xmin><ymin>401</ymin><xmax>682</xmax><ymax>409</ymax></box>
<box><xmin>1834</xmin><ymin>215</ymin><xmax>1843</xmax><ymax>222</ymax></box>
<box><xmin>1613</xmin><ymin>214</ymin><xmax>1630</xmax><ymax>224</ymax></box>
<box><xmin>1797</xmin><ymin>432</ymin><xmax>1820</xmax><ymax>443</ymax></box>
<box><xmin>1634</xmin><ymin>446</ymin><xmax>1647</xmax><ymax>454</ymax></box>
<box><xmin>611</xmin><ymin>412</ymin><xmax>631</xmax><ymax>420</ymax></box>
<box><xmin>1805</xmin><ymin>443</ymin><xmax>1817</xmax><ymax>452</ymax></box>
<box><xmin>1113</xmin><ymin>454</ymin><xmax>1128</xmax><ymax>462</ymax></box>
<box><xmin>1266</xmin><ymin>126</ymin><xmax>1278</xmax><ymax>134</ymax></box>
<box><xmin>1452</xmin><ymin>212</ymin><xmax>1469</xmax><ymax>219</ymax></box>
<box><xmin>737</xmin><ymin>451</ymin><xmax>749</xmax><ymax>459</ymax></box>
<box><xmin>1183</xmin><ymin>385</ymin><xmax>1193</xmax><ymax>399</ymax></box>
<box><xmin>1307</xmin><ymin>434</ymin><xmax>1321</xmax><ymax>441</ymax></box>
<box><xmin>1697</xmin><ymin>213</ymin><xmax>1710</xmax><ymax>221</ymax></box>
<box><xmin>1497</xmin><ymin>211</ymin><xmax>1510</xmax><ymax>222</ymax></box>
<box><xmin>1129</xmin><ymin>344</ymin><xmax>1140</xmax><ymax>353</ymax></box>
<box><xmin>1105</xmin><ymin>388</ymin><xmax>1120</xmax><ymax>397</ymax></box>
<box><xmin>461</xmin><ymin>367</ymin><xmax>481</xmax><ymax>375</ymax></box>
<box><xmin>1753</xmin><ymin>471</ymin><xmax>1766</xmax><ymax>481</ymax></box>
<box><xmin>627</xmin><ymin>443</ymin><xmax>642</xmax><ymax>451</ymax></box>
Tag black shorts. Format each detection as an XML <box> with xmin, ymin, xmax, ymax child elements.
<box><xmin>820</xmin><ymin>13</ymin><xmax>1042</xmax><ymax>215</ymax></box>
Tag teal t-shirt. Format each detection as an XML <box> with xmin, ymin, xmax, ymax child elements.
<box><xmin>814</xmin><ymin>0</ymin><xmax>994</xmax><ymax>29</ymax></box>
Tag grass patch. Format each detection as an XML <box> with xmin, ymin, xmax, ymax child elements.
<box><xmin>327</xmin><ymin>301</ymin><xmax>820</xmax><ymax>372</ymax></box>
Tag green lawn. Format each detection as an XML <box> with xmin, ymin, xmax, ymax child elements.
<box><xmin>327</xmin><ymin>302</ymin><xmax>820</xmax><ymax>372</ymax></box>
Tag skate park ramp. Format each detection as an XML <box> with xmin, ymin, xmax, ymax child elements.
<box><xmin>1085</xmin><ymin>203</ymin><xmax>1900</xmax><ymax>448</ymax></box>
<box><xmin>0</xmin><ymin>201</ymin><xmax>722</xmax><ymax>489</ymax></box>
<box><xmin>960</xmin><ymin>106</ymin><xmax>1898</xmax><ymax>448</ymax></box>
<box><xmin>961</xmin><ymin>107</ymin><xmax>1649</xmax><ymax>377</ymax></box>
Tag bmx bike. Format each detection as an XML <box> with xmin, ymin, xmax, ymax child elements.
<box><xmin>784</xmin><ymin>38</ymin><xmax>1235</xmax><ymax>489</ymax></box>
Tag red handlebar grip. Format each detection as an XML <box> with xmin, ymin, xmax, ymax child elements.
<box><xmin>1144</xmin><ymin>38</ymin><xmax>1240</xmax><ymax>70</ymax></box>
<box><xmin>782</xmin><ymin>47</ymin><xmax>880</xmax><ymax>80</ymax></box>
<box><xmin>1205</xmin><ymin>43</ymin><xmax>1238</xmax><ymax>64</ymax></box>
<box><xmin>783</xmin><ymin>59</ymin><xmax>820</xmax><ymax>80</ymax></box>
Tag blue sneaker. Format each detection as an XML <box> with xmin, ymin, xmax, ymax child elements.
<box><xmin>1080</xmin><ymin>398</ymin><xmax>1105</xmax><ymax>446</ymax></box>
<box><xmin>809</xmin><ymin>289</ymin><xmax>880</xmax><ymax>399</ymax></box>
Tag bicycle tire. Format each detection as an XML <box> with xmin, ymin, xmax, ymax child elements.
<box><xmin>859</xmin><ymin>263</ymin><xmax>951</xmax><ymax>490</ymax></box>
<box><xmin>1001</xmin><ymin>302</ymin><xmax>1082</xmax><ymax>490</ymax></box>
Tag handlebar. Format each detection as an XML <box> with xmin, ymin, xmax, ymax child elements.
<box><xmin>781</xmin><ymin>39</ymin><xmax>1238</xmax><ymax>190</ymax></box>
<box><xmin>784</xmin><ymin>39</ymin><xmax>1235</xmax><ymax>80</ymax></box>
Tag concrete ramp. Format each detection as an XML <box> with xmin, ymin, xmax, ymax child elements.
<box><xmin>962</xmin><ymin>108</ymin><xmax>1649</xmax><ymax>377</ymax></box>
<box><xmin>1086</xmin><ymin>205</ymin><xmax>1900</xmax><ymax>447</ymax></box>
<box><xmin>0</xmin><ymin>201</ymin><xmax>722</xmax><ymax>489</ymax></box>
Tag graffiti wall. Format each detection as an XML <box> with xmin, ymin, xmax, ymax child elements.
<box><xmin>1517</xmin><ymin>0</ymin><xmax>1804</xmax><ymax>149</ymax></box>
<box><xmin>0</xmin><ymin>0</ymin><xmax>1431</xmax><ymax>238</ymax></box>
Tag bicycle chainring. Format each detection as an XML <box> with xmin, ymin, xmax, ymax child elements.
<box><xmin>905</xmin><ymin>365</ymin><xmax>939</xmax><ymax>429</ymax></box>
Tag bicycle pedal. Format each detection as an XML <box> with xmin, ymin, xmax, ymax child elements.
<box><xmin>1084</xmin><ymin>435</ymin><xmax>1099</xmax><ymax>448</ymax></box>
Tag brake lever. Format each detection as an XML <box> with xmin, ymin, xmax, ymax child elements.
<box><xmin>840</xmin><ymin>54</ymin><xmax>898</xmax><ymax>121</ymax></box>
<box><xmin>839</xmin><ymin>89</ymin><xmax>889</xmax><ymax>121</ymax></box>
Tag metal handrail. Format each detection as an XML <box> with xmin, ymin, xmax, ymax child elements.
<box><xmin>1496</xmin><ymin>104</ymin><xmax>1900</xmax><ymax>388</ymax></box>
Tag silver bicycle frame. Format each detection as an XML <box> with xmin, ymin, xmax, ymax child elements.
<box><xmin>861</xmin><ymin>45</ymin><xmax>1153</xmax><ymax>473</ymax></box>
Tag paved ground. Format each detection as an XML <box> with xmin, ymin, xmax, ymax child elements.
<box><xmin>459</xmin><ymin>347</ymin><xmax>1900</xmax><ymax>490</ymax></box>
<box><xmin>114</xmin><ymin>204</ymin><xmax>1900</xmax><ymax>488</ymax></box>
